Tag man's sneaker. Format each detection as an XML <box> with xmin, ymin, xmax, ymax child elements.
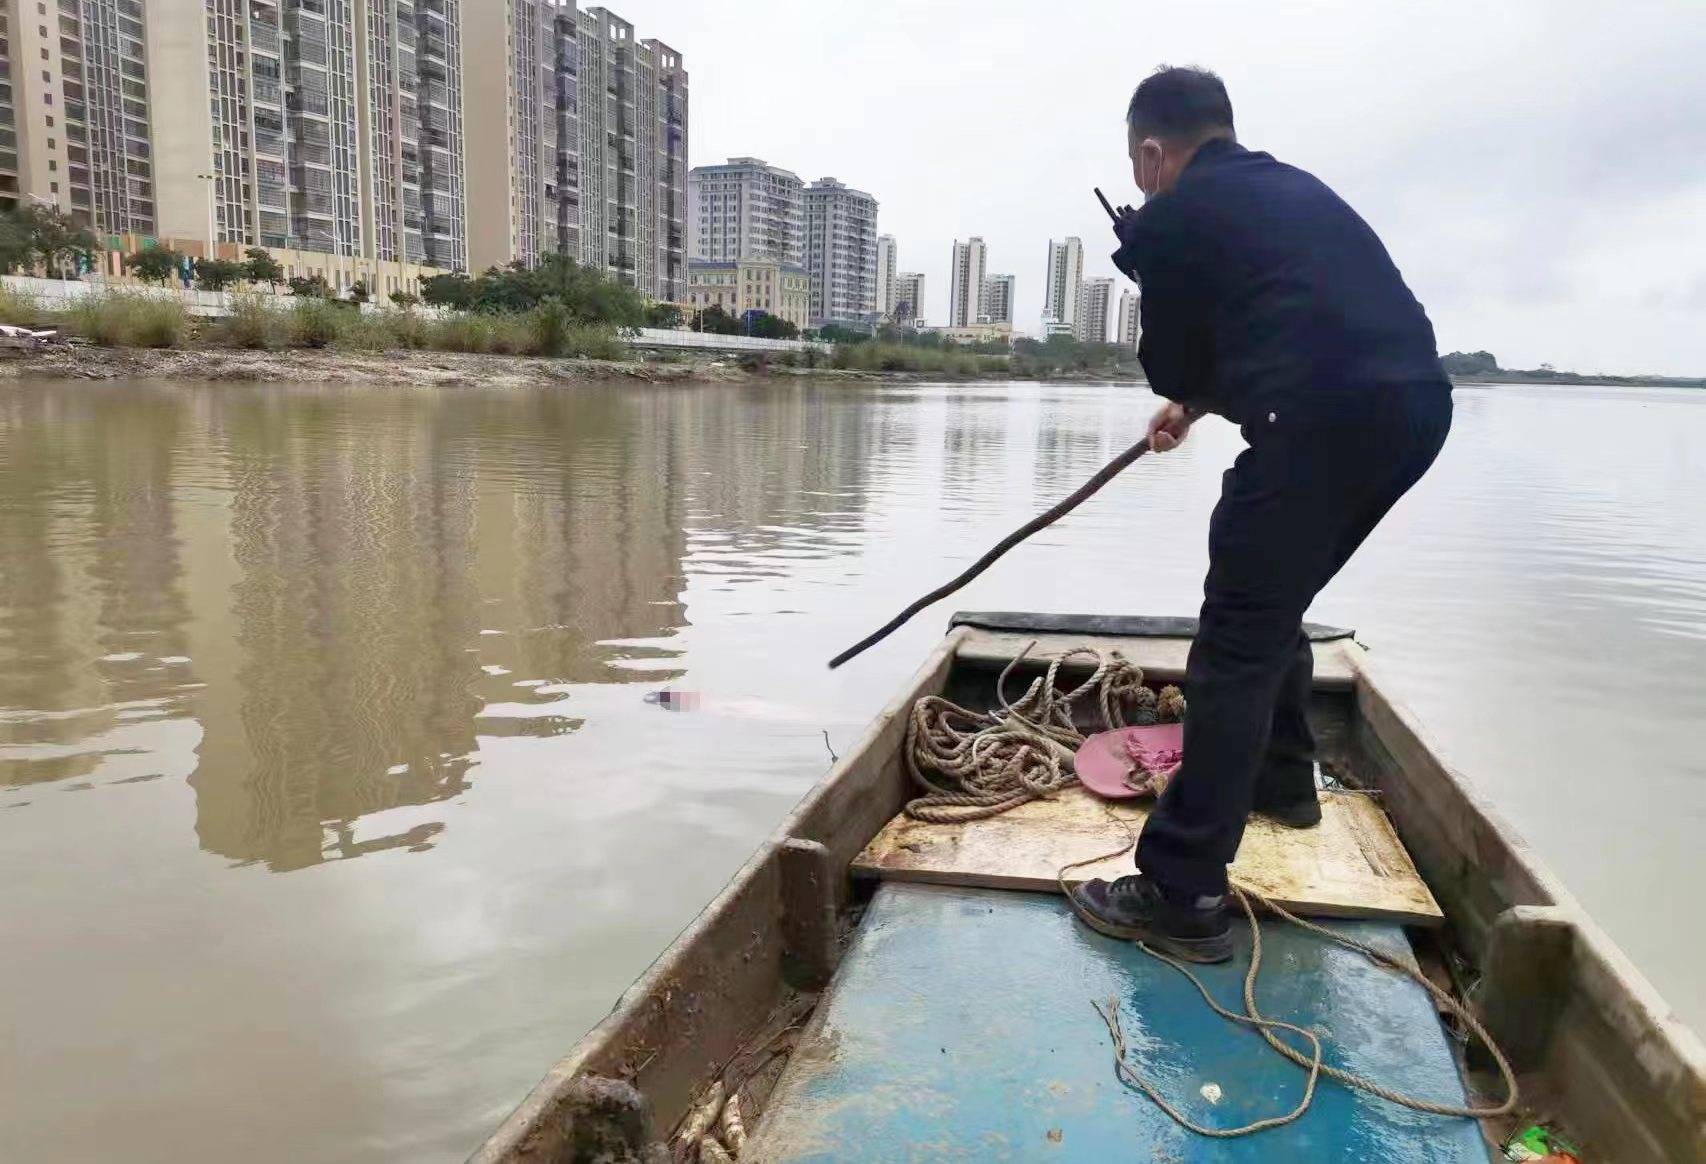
<box><xmin>1066</xmin><ymin>874</ymin><xmax>1233</xmax><ymax>963</ymax></box>
<box><xmin>1252</xmin><ymin>794</ymin><xmax>1323</xmax><ymax>829</ymax></box>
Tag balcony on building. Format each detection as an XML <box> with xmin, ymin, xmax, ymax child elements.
<box><xmin>250</xmin><ymin>20</ymin><xmax>281</xmax><ymax>56</ymax></box>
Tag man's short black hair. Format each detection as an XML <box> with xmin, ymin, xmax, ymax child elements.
<box><xmin>1126</xmin><ymin>66</ymin><xmax>1235</xmax><ymax>143</ymax></box>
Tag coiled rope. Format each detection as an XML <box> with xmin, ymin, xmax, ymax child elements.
<box><xmin>902</xmin><ymin>643</ymin><xmax>1183</xmax><ymax>823</ymax></box>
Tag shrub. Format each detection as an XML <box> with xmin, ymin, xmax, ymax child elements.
<box><xmin>381</xmin><ymin>308</ymin><xmax>430</xmax><ymax>350</ymax></box>
<box><xmin>561</xmin><ymin>324</ymin><xmax>626</xmax><ymax>360</ymax></box>
<box><xmin>216</xmin><ymin>291</ymin><xmax>289</xmax><ymax>349</ymax></box>
<box><xmin>426</xmin><ymin>311</ymin><xmax>527</xmax><ymax>354</ymax></box>
<box><xmin>331</xmin><ymin>310</ymin><xmax>392</xmax><ymax>352</ymax></box>
<box><xmin>830</xmin><ymin>341</ymin><xmax>1009</xmax><ymax>377</ymax></box>
<box><xmin>525</xmin><ymin>297</ymin><xmax>573</xmax><ymax>356</ymax></box>
<box><xmin>291</xmin><ymin>298</ymin><xmax>347</xmax><ymax>348</ymax></box>
<box><xmin>0</xmin><ymin>284</ymin><xmax>41</xmax><ymax>325</ymax></box>
<box><xmin>62</xmin><ymin>291</ymin><xmax>189</xmax><ymax>348</ymax></box>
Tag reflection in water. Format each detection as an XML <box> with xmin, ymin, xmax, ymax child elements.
<box><xmin>1</xmin><ymin>379</ymin><xmax>1702</xmax><ymax>1162</ymax></box>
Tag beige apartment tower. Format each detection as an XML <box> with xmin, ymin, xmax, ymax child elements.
<box><xmin>804</xmin><ymin>176</ymin><xmax>878</xmax><ymax>327</ymax></box>
<box><xmin>688</xmin><ymin>156</ymin><xmax>803</xmax><ymax>264</ymax></box>
<box><xmin>1117</xmin><ymin>288</ymin><xmax>1141</xmax><ymax>350</ymax></box>
<box><xmin>1042</xmin><ymin>236</ymin><xmax>1084</xmax><ymax>331</ymax></box>
<box><xmin>948</xmin><ymin>236</ymin><xmax>986</xmax><ymax>328</ymax></box>
<box><xmin>565</xmin><ymin>6</ymin><xmax>687</xmax><ymax>300</ymax></box>
<box><xmin>151</xmin><ymin>0</ymin><xmax>468</xmax><ymax>273</ymax></box>
<box><xmin>0</xmin><ymin>0</ymin><xmax>158</xmax><ymax>233</ymax></box>
<box><xmin>0</xmin><ymin>0</ymin><xmax>463</xmax><ymax>291</ymax></box>
<box><xmin>463</xmin><ymin>0</ymin><xmax>557</xmax><ymax>272</ymax></box>
<box><xmin>1075</xmin><ymin>275</ymin><xmax>1114</xmax><ymax>344</ymax></box>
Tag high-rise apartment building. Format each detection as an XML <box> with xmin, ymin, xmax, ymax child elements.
<box><xmin>981</xmin><ymin>273</ymin><xmax>1015</xmax><ymax>325</ymax></box>
<box><xmin>0</xmin><ymin>0</ymin><xmax>157</xmax><ymax>232</ymax></box>
<box><xmin>804</xmin><ymin>177</ymin><xmax>877</xmax><ymax>327</ymax></box>
<box><xmin>0</xmin><ymin>0</ymin><xmax>688</xmax><ymax>299</ymax></box>
<box><xmin>893</xmin><ymin>271</ymin><xmax>925</xmax><ymax>324</ymax></box>
<box><xmin>564</xmin><ymin>6</ymin><xmax>687</xmax><ymax>301</ymax></box>
<box><xmin>1042</xmin><ymin>236</ymin><xmax>1084</xmax><ymax>330</ymax></box>
<box><xmin>948</xmin><ymin>236</ymin><xmax>986</xmax><ymax>328</ymax></box>
<box><xmin>464</xmin><ymin>0</ymin><xmax>557</xmax><ymax>271</ymax></box>
<box><xmin>687</xmin><ymin>156</ymin><xmax>802</xmax><ymax>264</ymax></box>
<box><xmin>1076</xmin><ymin>275</ymin><xmax>1114</xmax><ymax>344</ymax></box>
<box><xmin>138</xmin><ymin>0</ymin><xmax>468</xmax><ymax>288</ymax></box>
<box><xmin>875</xmin><ymin>233</ymin><xmax>897</xmax><ymax>318</ymax></box>
<box><xmin>1117</xmin><ymin>288</ymin><xmax>1141</xmax><ymax>350</ymax></box>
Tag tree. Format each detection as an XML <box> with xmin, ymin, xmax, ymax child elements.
<box><xmin>420</xmin><ymin>271</ymin><xmax>475</xmax><ymax>309</ymax></box>
<box><xmin>745</xmin><ymin>311</ymin><xmax>798</xmax><ymax>340</ymax></box>
<box><xmin>692</xmin><ymin>304</ymin><xmax>742</xmax><ymax>335</ymax></box>
<box><xmin>288</xmin><ymin>274</ymin><xmax>331</xmax><ymax>298</ymax></box>
<box><xmin>20</xmin><ymin>204</ymin><xmax>97</xmax><ymax>277</ymax></box>
<box><xmin>0</xmin><ymin>213</ymin><xmax>33</xmax><ymax>274</ymax></box>
<box><xmin>1440</xmin><ymin>351</ymin><xmax>1498</xmax><ymax>376</ymax></box>
<box><xmin>126</xmin><ymin>247</ymin><xmax>184</xmax><ymax>285</ymax></box>
<box><xmin>390</xmin><ymin>289</ymin><xmax>420</xmax><ymax>309</ymax></box>
<box><xmin>645</xmin><ymin>301</ymin><xmax>682</xmax><ymax>329</ymax></box>
<box><xmin>242</xmin><ymin>246</ymin><xmax>284</xmax><ymax>289</ymax></box>
<box><xmin>348</xmin><ymin>279</ymin><xmax>370</xmax><ymax>305</ymax></box>
<box><xmin>194</xmin><ymin>257</ymin><xmax>245</xmax><ymax>291</ymax></box>
<box><xmin>817</xmin><ymin>323</ymin><xmax>870</xmax><ymax>345</ymax></box>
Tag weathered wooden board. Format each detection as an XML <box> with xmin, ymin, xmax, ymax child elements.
<box><xmin>953</xmin><ymin>628</ymin><xmax>1358</xmax><ymax>689</ymax></box>
<box><xmin>852</xmin><ymin>785</ymin><xmax>1443</xmax><ymax>925</ymax></box>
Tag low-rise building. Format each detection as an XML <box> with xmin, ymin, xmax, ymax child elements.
<box><xmin>930</xmin><ymin>321</ymin><xmax>1012</xmax><ymax>345</ymax></box>
<box><xmin>686</xmin><ymin>258</ymin><xmax>811</xmax><ymax>330</ymax></box>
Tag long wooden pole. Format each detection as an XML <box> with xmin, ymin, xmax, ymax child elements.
<box><xmin>828</xmin><ymin>436</ymin><xmax>1152</xmax><ymax>668</ymax></box>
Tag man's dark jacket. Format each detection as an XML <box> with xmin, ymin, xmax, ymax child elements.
<box><xmin>1114</xmin><ymin>139</ymin><xmax>1446</xmax><ymax>425</ymax></box>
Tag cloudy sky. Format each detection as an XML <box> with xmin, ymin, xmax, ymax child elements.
<box><xmin>619</xmin><ymin>1</ymin><xmax>1705</xmax><ymax>376</ymax></box>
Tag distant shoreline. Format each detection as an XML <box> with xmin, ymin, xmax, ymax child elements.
<box><xmin>1454</xmin><ymin>373</ymin><xmax>1705</xmax><ymax>389</ymax></box>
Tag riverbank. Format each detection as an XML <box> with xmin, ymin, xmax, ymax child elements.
<box><xmin>0</xmin><ymin>344</ymin><xmax>901</xmax><ymax>387</ymax></box>
<box><xmin>0</xmin><ymin>343</ymin><xmax>1145</xmax><ymax>386</ymax></box>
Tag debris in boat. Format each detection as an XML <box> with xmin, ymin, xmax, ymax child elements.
<box><xmin>1075</xmin><ymin>722</ymin><xmax>1184</xmax><ymax>800</ymax></box>
<box><xmin>1157</xmin><ymin>684</ymin><xmax>1186</xmax><ymax>722</ymax></box>
<box><xmin>1199</xmin><ymin>1082</ymin><xmax>1223</xmax><ymax>1105</ymax></box>
<box><xmin>671</xmin><ymin>1080</ymin><xmax>724</xmax><ymax>1160</ymax></box>
<box><xmin>1046</xmin><ymin>1126</ymin><xmax>1063</xmax><ymax>1143</ymax></box>
<box><xmin>719</xmin><ymin>1093</ymin><xmax>747</xmax><ymax>1155</ymax></box>
<box><xmin>1503</xmin><ymin>1123</ymin><xmax>1581</xmax><ymax>1161</ymax></box>
<box><xmin>905</xmin><ymin>642</ymin><xmax>1185</xmax><ymax>822</ymax></box>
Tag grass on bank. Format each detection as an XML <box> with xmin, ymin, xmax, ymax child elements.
<box><xmin>829</xmin><ymin>341</ymin><xmax>1010</xmax><ymax>376</ymax></box>
<box><xmin>8</xmin><ymin>287</ymin><xmax>629</xmax><ymax>360</ymax></box>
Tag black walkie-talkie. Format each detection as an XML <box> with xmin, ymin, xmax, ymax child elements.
<box><xmin>1094</xmin><ymin>187</ymin><xmax>1119</xmax><ymax>222</ymax></box>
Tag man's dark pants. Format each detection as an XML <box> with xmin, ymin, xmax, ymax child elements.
<box><xmin>1136</xmin><ymin>381</ymin><xmax>1453</xmax><ymax>897</ymax></box>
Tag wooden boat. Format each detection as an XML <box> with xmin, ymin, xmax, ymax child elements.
<box><xmin>471</xmin><ymin>614</ymin><xmax>1704</xmax><ymax>1162</ymax></box>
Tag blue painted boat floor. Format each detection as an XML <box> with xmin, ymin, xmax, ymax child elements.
<box><xmin>747</xmin><ymin>883</ymin><xmax>1488</xmax><ymax>1162</ymax></box>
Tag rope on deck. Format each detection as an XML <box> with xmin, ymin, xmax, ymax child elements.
<box><xmin>1056</xmin><ymin>819</ymin><xmax>1520</xmax><ymax>1137</ymax></box>
<box><xmin>902</xmin><ymin>642</ymin><xmax>1183</xmax><ymax>822</ymax></box>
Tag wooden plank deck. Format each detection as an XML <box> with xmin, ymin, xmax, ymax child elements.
<box><xmin>854</xmin><ymin>785</ymin><xmax>1443</xmax><ymax>925</ymax></box>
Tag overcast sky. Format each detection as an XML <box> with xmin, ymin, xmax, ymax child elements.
<box><xmin>618</xmin><ymin>0</ymin><xmax>1705</xmax><ymax>375</ymax></box>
